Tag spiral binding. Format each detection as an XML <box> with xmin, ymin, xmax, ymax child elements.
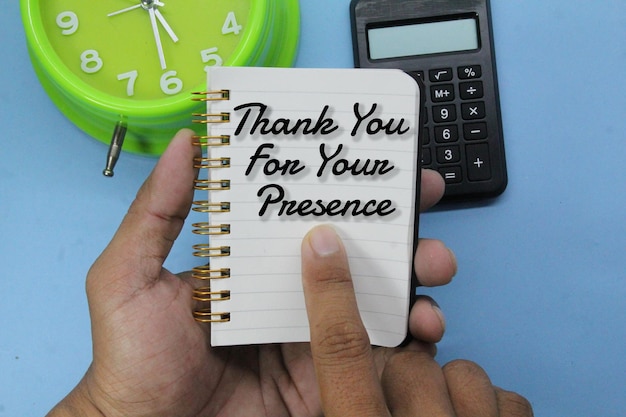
<box><xmin>191</xmin><ymin>90</ymin><xmax>232</xmax><ymax>324</ymax></box>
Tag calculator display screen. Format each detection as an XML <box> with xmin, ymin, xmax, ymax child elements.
<box><xmin>367</xmin><ymin>17</ymin><xmax>479</xmax><ymax>60</ymax></box>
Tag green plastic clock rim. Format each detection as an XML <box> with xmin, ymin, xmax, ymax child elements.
<box><xmin>266</xmin><ymin>1</ymin><xmax>301</xmax><ymax>67</ymax></box>
<box><xmin>246</xmin><ymin>0</ymin><xmax>300</xmax><ymax>67</ymax></box>
<box><xmin>21</xmin><ymin>0</ymin><xmax>301</xmax><ymax>155</ymax></box>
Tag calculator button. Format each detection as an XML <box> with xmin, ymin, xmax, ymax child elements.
<box><xmin>466</xmin><ymin>143</ymin><xmax>492</xmax><ymax>181</ymax></box>
<box><xmin>458</xmin><ymin>65</ymin><xmax>482</xmax><ymax>80</ymax></box>
<box><xmin>462</xmin><ymin>102</ymin><xmax>486</xmax><ymax>120</ymax></box>
<box><xmin>439</xmin><ymin>166</ymin><xmax>463</xmax><ymax>184</ymax></box>
<box><xmin>464</xmin><ymin>122</ymin><xmax>488</xmax><ymax>140</ymax></box>
<box><xmin>429</xmin><ymin>68</ymin><xmax>453</xmax><ymax>82</ymax></box>
<box><xmin>434</xmin><ymin>125</ymin><xmax>459</xmax><ymax>143</ymax></box>
<box><xmin>437</xmin><ymin>145</ymin><xmax>461</xmax><ymax>164</ymax></box>
<box><xmin>460</xmin><ymin>81</ymin><xmax>484</xmax><ymax>100</ymax></box>
<box><xmin>431</xmin><ymin>84</ymin><xmax>455</xmax><ymax>102</ymax></box>
<box><xmin>433</xmin><ymin>104</ymin><xmax>457</xmax><ymax>123</ymax></box>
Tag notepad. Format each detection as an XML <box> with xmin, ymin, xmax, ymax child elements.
<box><xmin>191</xmin><ymin>66</ymin><xmax>423</xmax><ymax>347</ymax></box>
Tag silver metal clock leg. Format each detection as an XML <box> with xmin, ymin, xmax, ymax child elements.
<box><xmin>103</xmin><ymin>122</ymin><xmax>127</xmax><ymax>177</ymax></box>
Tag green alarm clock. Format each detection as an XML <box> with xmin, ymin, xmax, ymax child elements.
<box><xmin>21</xmin><ymin>0</ymin><xmax>300</xmax><ymax>172</ymax></box>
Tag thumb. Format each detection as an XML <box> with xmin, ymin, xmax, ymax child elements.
<box><xmin>301</xmin><ymin>225</ymin><xmax>389</xmax><ymax>417</ymax></box>
<box><xmin>88</xmin><ymin>129</ymin><xmax>199</xmax><ymax>299</ymax></box>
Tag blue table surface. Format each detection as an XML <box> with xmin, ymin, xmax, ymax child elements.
<box><xmin>1</xmin><ymin>1</ymin><xmax>625</xmax><ymax>416</ymax></box>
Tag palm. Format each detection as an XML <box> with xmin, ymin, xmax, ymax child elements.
<box><xmin>65</xmin><ymin>131</ymin><xmax>449</xmax><ymax>417</ymax></box>
<box><xmin>200</xmin><ymin>344</ymin><xmax>320</xmax><ymax>417</ymax></box>
<box><xmin>86</xmin><ymin>268</ymin><xmax>322</xmax><ymax>417</ymax></box>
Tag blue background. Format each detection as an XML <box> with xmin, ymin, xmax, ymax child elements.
<box><xmin>1</xmin><ymin>1</ymin><xmax>625</xmax><ymax>416</ymax></box>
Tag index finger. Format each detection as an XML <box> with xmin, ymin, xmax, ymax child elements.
<box><xmin>301</xmin><ymin>225</ymin><xmax>389</xmax><ymax>417</ymax></box>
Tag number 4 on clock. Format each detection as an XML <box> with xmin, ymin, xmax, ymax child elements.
<box><xmin>222</xmin><ymin>11</ymin><xmax>242</xmax><ymax>35</ymax></box>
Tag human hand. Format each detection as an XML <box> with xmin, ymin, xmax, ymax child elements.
<box><xmin>302</xmin><ymin>224</ymin><xmax>533</xmax><ymax>416</ymax></box>
<box><xmin>47</xmin><ymin>128</ymin><xmax>458</xmax><ymax>417</ymax></box>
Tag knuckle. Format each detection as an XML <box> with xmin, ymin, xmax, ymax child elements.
<box><xmin>316</xmin><ymin>264</ymin><xmax>352</xmax><ymax>286</ymax></box>
<box><xmin>443</xmin><ymin>359</ymin><xmax>486</xmax><ymax>380</ymax></box>
<box><xmin>381</xmin><ymin>350</ymin><xmax>442</xmax><ymax>387</ymax></box>
<box><xmin>385</xmin><ymin>351</ymin><xmax>411</xmax><ymax>370</ymax></box>
<box><xmin>385</xmin><ymin>350</ymin><xmax>430</xmax><ymax>373</ymax></box>
<box><xmin>314</xmin><ymin>318</ymin><xmax>371</xmax><ymax>364</ymax></box>
<box><xmin>499</xmin><ymin>390</ymin><xmax>534</xmax><ymax>416</ymax></box>
<box><xmin>442</xmin><ymin>360</ymin><xmax>534</xmax><ymax>416</ymax></box>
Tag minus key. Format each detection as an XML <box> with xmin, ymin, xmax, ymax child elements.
<box><xmin>463</xmin><ymin>122</ymin><xmax>488</xmax><ymax>140</ymax></box>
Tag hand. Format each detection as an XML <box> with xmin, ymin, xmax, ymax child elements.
<box><xmin>148</xmin><ymin>6</ymin><xmax>167</xmax><ymax>70</ymax></box>
<box><xmin>153</xmin><ymin>7</ymin><xmax>179</xmax><ymax>44</ymax></box>
<box><xmin>45</xmin><ymin>129</ymin><xmax>478</xmax><ymax>417</ymax></box>
<box><xmin>302</xmin><ymin>224</ymin><xmax>533</xmax><ymax>416</ymax></box>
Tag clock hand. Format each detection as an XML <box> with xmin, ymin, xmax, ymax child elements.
<box><xmin>108</xmin><ymin>4</ymin><xmax>141</xmax><ymax>17</ymax></box>
<box><xmin>109</xmin><ymin>1</ymin><xmax>173</xmax><ymax>69</ymax></box>
<box><xmin>148</xmin><ymin>7</ymin><xmax>167</xmax><ymax>70</ymax></box>
<box><xmin>107</xmin><ymin>1</ymin><xmax>164</xmax><ymax>17</ymax></box>
<box><xmin>154</xmin><ymin>8</ymin><xmax>179</xmax><ymax>43</ymax></box>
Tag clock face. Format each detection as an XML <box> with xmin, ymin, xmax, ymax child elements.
<box><xmin>22</xmin><ymin>0</ymin><xmax>300</xmax><ymax>156</ymax></box>
<box><xmin>41</xmin><ymin>0</ymin><xmax>253</xmax><ymax>101</ymax></box>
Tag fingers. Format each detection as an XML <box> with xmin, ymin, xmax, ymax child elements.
<box><xmin>383</xmin><ymin>356</ymin><xmax>532</xmax><ymax>417</ymax></box>
<box><xmin>301</xmin><ymin>225</ymin><xmax>388</xmax><ymax>417</ymax></box>
<box><xmin>420</xmin><ymin>169</ymin><xmax>446</xmax><ymax>212</ymax></box>
<box><xmin>408</xmin><ymin>296</ymin><xmax>446</xmax><ymax>343</ymax></box>
<box><xmin>381</xmin><ymin>351</ymin><xmax>456</xmax><ymax>417</ymax></box>
<box><xmin>88</xmin><ymin>129</ymin><xmax>199</xmax><ymax>294</ymax></box>
<box><xmin>414</xmin><ymin>238</ymin><xmax>457</xmax><ymax>287</ymax></box>
<box><xmin>443</xmin><ymin>360</ymin><xmax>535</xmax><ymax>417</ymax></box>
<box><xmin>443</xmin><ymin>360</ymin><xmax>499</xmax><ymax>417</ymax></box>
<box><xmin>410</xmin><ymin>170</ymin><xmax>453</xmax><ymax>342</ymax></box>
<box><xmin>495</xmin><ymin>388</ymin><xmax>535</xmax><ymax>417</ymax></box>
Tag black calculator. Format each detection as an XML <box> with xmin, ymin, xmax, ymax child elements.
<box><xmin>350</xmin><ymin>0</ymin><xmax>507</xmax><ymax>201</ymax></box>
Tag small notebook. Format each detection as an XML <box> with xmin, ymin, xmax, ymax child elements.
<box><xmin>191</xmin><ymin>66</ymin><xmax>423</xmax><ymax>347</ymax></box>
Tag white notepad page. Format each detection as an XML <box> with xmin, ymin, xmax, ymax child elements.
<box><xmin>204</xmin><ymin>66</ymin><xmax>421</xmax><ymax>347</ymax></box>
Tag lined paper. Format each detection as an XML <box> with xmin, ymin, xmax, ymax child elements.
<box><xmin>204</xmin><ymin>67</ymin><xmax>421</xmax><ymax>347</ymax></box>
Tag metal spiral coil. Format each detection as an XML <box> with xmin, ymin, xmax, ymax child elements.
<box><xmin>191</xmin><ymin>90</ymin><xmax>232</xmax><ymax>323</ymax></box>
